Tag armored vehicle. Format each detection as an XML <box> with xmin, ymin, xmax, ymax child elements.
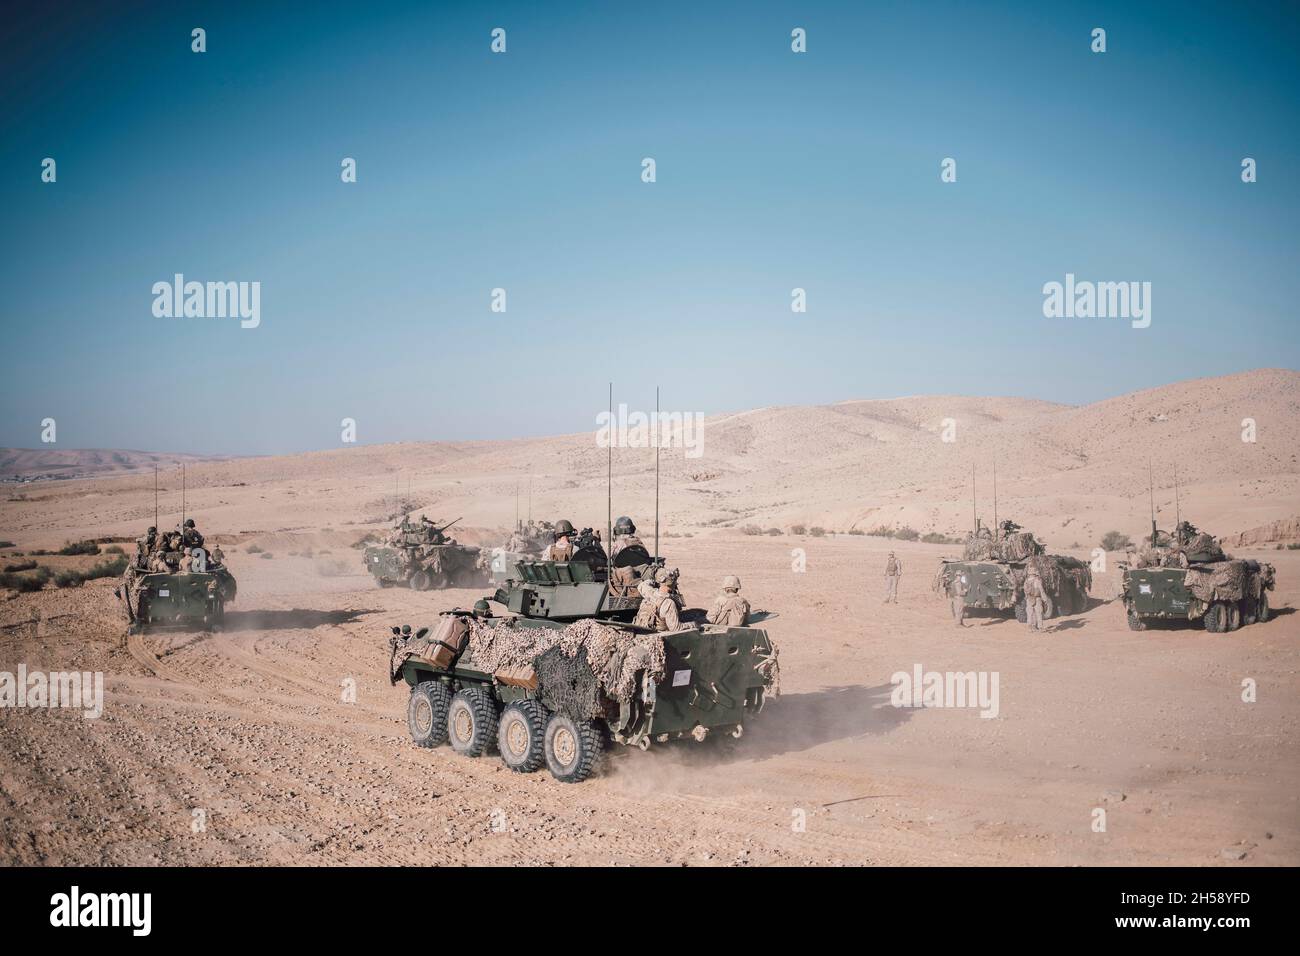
<box><xmin>364</xmin><ymin>516</ymin><xmax>489</xmax><ymax>590</ymax></box>
<box><xmin>934</xmin><ymin>519</ymin><xmax>1092</xmax><ymax>621</ymax></box>
<box><xmin>117</xmin><ymin>546</ymin><xmax>237</xmax><ymax>634</ymax></box>
<box><xmin>1120</xmin><ymin>521</ymin><xmax>1275</xmax><ymax>632</ymax></box>
<box><xmin>388</xmin><ymin>608</ymin><xmax>780</xmax><ymax>783</ymax></box>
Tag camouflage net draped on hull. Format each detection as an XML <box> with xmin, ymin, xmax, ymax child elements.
<box><xmin>466</xmin><ymin>618</ymin><xmax>667</xmax><ymax>719</ymax></box>
<box><xmin>1182</xmin><ymin>560</ymin><xmax>1274</xmax><ymax>603</ymax></box>
<box><xmin>963</xmin><ymin>531</ymin><xmax>1040</xmax><ymax>562</ymax></box>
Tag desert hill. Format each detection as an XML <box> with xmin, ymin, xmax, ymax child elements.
<box><xmin>1</xmin><ymin>369</ymin><xmax>1296</xmax><ymax>551</ymax></box>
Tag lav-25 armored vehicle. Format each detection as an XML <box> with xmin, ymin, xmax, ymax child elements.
<box><xmin>1120</xmin><ymin>520</ymin><xmax>1275</xmax><ymax>632</ymax></box>
<box><xmin>386</xmin><ymin>526</ymin><xmax>780</xmax><ymax>782</ymax></box>
<box><xmin>934</xmin><ymin>519</ymin><xmax>1092</xmax><ymax>621</ymax></box>
<box><xmin>117</xmin><ymin>543</ymin><xmax>237</xmax><ymax>634</ymax></box>
<box><xmin>364</xmin><ymin>516</ymin><xmax>489</xmax><ymax>590</ymax></box>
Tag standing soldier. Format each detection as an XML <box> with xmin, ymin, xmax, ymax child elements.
<box><xmin>543</xmin><ymin>519</ymin><xmax>575</xmax><ymax>561</ymax></box>
<box><xmin>949</xmin><ymin>571</ymin><xmax>970</xmax><ymax>627</ymax></box>
<box><xmin>1023</xmin><ymin>566</ymin><xmax>1047</xmax><ymax>632</ymax></box>
<box><xmin>633</xmin><ymin>570</ymin><xmax>661</xmax><ymax>628</ymax></box>
<box><xmin>135</xmin><ymin>526</ymin><xmax>158</xmax><ymax>569</ymax></box>
<box><xmin>650</xmin><ymin>569</ymin><xmax>683</xmax><ymax>632</ymax></box>
<box><xmin>181</xmin><ymin>518</ymin><xmax>204</xmax><ymax>549</ymax></box>
<box><xmin>884</xmin><ymin>551</ymin><xmax>902</xmax><ymax>604</ymax></box>
<box><xmin>706</xmin><ymin>575</ymin><xmax>751</xmax><ymax>626</ymax></box>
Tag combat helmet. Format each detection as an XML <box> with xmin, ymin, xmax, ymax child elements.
<box><xmin>554</xmin><ymin>519</ymin><xmax>575</xmax><ymax>536</ymax></box>
<box><xmin>722</xmin><ymin>574</ymin><xmax>741</xmax><ymax>591</ymax></box>
<box><xmin>614</xmin><ymin>515</ymin><xmax>636</xmax><ymax>535</ymax></box>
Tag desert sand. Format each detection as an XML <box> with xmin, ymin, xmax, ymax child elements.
<box><xmin>1</xmin><ymin>368</ymin><xmax>1297</xmax><ymax>866</ymax></box>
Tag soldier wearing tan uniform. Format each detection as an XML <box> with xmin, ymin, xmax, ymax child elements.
<box><xmin>650</xmin><ymin>571</ymin><xmax>682</xmax><ymax>632</ymax></box>
<box><xmin>1023</xmin><ymin>567</ymin><xmax>1047</xmax><ymax>632</ymax></box>
<box><xmin>611</xmin><ymin>515</ymin><xmax>643</xmax><ymax>558</ymax></box>
<box><xmin>949</xmin><ymin>572</ymin><xmax>970</xmax><ymax>627</ymax></box>
<box><xmin>706</xmin><ymin>575</ymin><xmax>750</xmax><ymax>626</ymax></box>
<box><xmin>542</xmin><ymin>519</ymin><xmax>575</xmax><ymax>561</ymax></box>
<box><xmin>884</xmin><ymin>552</ymin><xmax>902</xmax><ymax>603</ymax></box>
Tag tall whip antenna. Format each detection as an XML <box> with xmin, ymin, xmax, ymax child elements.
<box><xmin>654</xmin><ymin>386</ymin><xmax>661</xmax><ymax>562</ymax></box>
<box><xmin>607</xmin><ymin>382</ymin><xmax>613</xmax><ymax>558</ymax></box>
<box><xmin>154</xmin><ymin>464</ymin><xmax>158</xmax><ymax>530</ymax></box>
<box><xmin>992</xmin><ymin>459</ymin><xmax>998</xmax><ymax>537</ymax></box>
<box><xmin>181</xmin><ymin>463</ymin><xmax>186</xmax><ymax>529</ymax></box>
<box><xmin>1148</xmin><ymin>458</ymin><xmax>1157</xmax><ymax>543</ymax></box>
<box><xmin>971</xmin><ymin>462</ymin><xmax>977</xmax><ymax>534</ymax></box>
<box><xmin>1173</xmin><ymin>463</ymin><xmax>1181</xmax><ymax>528</ymax></box>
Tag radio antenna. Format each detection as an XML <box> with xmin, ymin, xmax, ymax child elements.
<box><xmin>154</xmin><ymin>464</ymin><xmax>159</xmax><ymax>530</ymax></box>
<box><xmin>607</xmin><ymin>382</ymin><xmax>613</xmax><ymax>557</ymax></box>
<box><xmin>654</xmin><ymin>385</ymin><xmax>661</xmax><ymax>562</ymax></box>
<box><xmin>181</xmin><ymin>463</ymin><xmax>186</xmax><ymax>529</ymax></box>
<box><xmin>992</xmin><ymin>459</ymin><xmax>998</xmax><ymax>537</ymax></box>
<box><xmin>1173</xmin><ymin>463</ymin><xmax>1181</xmax><ymax>528</ymax></box>
<box><xmin>971</xmin><ymin>462</ymin><xmax>977</xmax><ymax>534</ymax></box>
<box><xmin>1148</xmin><ymin>458</ymin><xmax>1157</xmax><ymax>543</ymax></box>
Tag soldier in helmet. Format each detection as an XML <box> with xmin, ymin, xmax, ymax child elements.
<box><xmin>949</xmin><ymin>570</ymin><xmax>970</xmax><ymax>627</ymax></box>
<box><xmin>883</xmin><ymin>551</ymin><xmax>902</xmax><ymax>603</ymax></box>
<box><xmin>181</xmin><ymin>518</ymin><xmax>204</xmax><ymax>550</ymax></box>
<box><xmin>649</xmin><ymin>567</ymin><xmax>683</xmax><ymax>632</ymax></box>
<box><xmin>471</xmin><ymin>598</ymin><xmax>494</xmax><ymax>620</ymax></box>
<box><xmin>1023</xmin><ymin>566</ymin><xmax>1047</xmax><ymax>632</ymax></box>
<box><xmin>633</xmin><ymin>566</ymin><xmax>667</xmax><ymax>628</ymax></box>
<box><xmin>543</xmin><ymin>519</ymin><xmax>575</xmax><ymax>561</ymax></box>
<box><xmin>611</xmin><ymin>516</ymin><xmax>643</xmax><ymax>558</ymax></box>
<box><xmin>706</xmin><ymin>574</ymin><xmax>750</xmax><ymax>626</ymax></box>
<box><xmin>135</xmin><ymin>526</ymin><xmax>158</xmax><ymax>570</ymax></box>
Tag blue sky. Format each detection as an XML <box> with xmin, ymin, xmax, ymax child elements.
<box><xmin>1</xmin><ymin>0</ymin><xmax>1297</xmax><ymax>455</ymax></box>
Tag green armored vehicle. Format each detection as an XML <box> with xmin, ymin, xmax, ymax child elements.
<box><xmin>1120</xmin><ymin>521</ymin><xmax>1275</xmax><ymax>632</ymax></box>
<box><xmin>389</xmin><ymin>608</ymin><xmax>779</xmax><ymax>782</ymax></box>
<box><xmin>117</xmin><ymin>543</ymin><xmax>237</xmax><ymax>634</ymax></box>
<box><xmin>364</xmin><ymin>515</ymin><xmax>489</xmax><ymax>590</ymax></box>
<box><xmin>493</xmin><ymin>533</ymin><xmax>652</xmax><ymax>620</ymax></box>
<box><xmin>934</xmin><ymin>519</ymin><xmax>1092</xmax><ymax>621</ymax></box>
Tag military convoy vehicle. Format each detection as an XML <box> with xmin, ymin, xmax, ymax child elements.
<box><xmin>934</xmin><ymin>519</ymin><xmax>1092</xmax><ymax>621</ymax></box>
<box><xmin>1120</xmin><ymin>521</ymin><xmax>1275</xmax><ymax>632</ymax></box>
<box><xmin>492</xmin><ymin>535</ymin><xmax>654</xmax><ymax>620</ymax></box>
<box><xmin>117</xmin><ymin>547</ymin><xmax>237</xmax><ymax>634</ymax></box>
<box><xmin>364</xmin><ymin>516</ymin><xmax>490</xmax><ymax>590</ymax></box>
<box><xmin>389</xmin><ymin>606</ymin><xmax>779</xmax><ymax>782</ymax></box>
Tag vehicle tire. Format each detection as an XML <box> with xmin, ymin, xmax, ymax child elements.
<box><xmin>409</xmin><ymin>570</ymin><xmax>432</xmax><ymax>591</ymax></box>
<box><xmin>1126</xmin><ymin>609</ymin><xmax>1145</xmax><ymax>631</ymax></box>
<box><xmin>1042</xmin><ymin>595</ymin><xmax>1056</xmax><ymax>620</ymax></box>
<box><xmin>447</xmin><ymin>687</ymin><xmax>498</xmax><ymax>757</ymax></box>
<box><xmin>497</xmin><ymin>700</ymin><xmax>548</xmax><ymax>773</ymax></box>
<box><xmin>408</xmin><ymin>681</ymin><xmax>451</xmax><ymax>748</ymax></box>
<box><xmin>1014</xmin><ymin>600</ymin><xmax>1027</xmax><ymax>623</ymax></box>
<box><xmin>543</xmin><ymin>713</ymin><xmax>603</xmax><ymax>783</ymax></box>
<box><xmin>1257</xmin><ymin>593</ymin><xmax>1270</xmax><ymax>624</ymax></box>
<box><xmin>1203</xmin><ymin>602</ymin><xmax>1227</xmax><ymax>633</ymax></box>
<box><xmin>1227</xmin><ymin>603</ymin><xmax>1242</xmax><ymax>632</ymax></box>
<box><xmin>377</xmin><ymin>577</ymin><xmax>395</xmax><ymax>588</ymax></box>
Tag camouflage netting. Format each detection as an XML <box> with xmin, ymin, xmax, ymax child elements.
<box><xmin>465</xmin><ymin>617</ymin><xmax>666</xmax><ymax>719</ymax></box>
<box><xmin>1182</xmin><ymin>560</ymin><xmax>1265</xmax><ymax>603</ymax></box>
<box><xmin>1008</xmin><ymin>554</ymin><xmax>1091</xmax><ymax>597</ymax></box>
<box><xmin>962</xmin><ymin>530</ymin><xmax>1041</xmax><ymax>562</ymax></box>
<box><xmin>1134</xmin><ymin>531</ymin><xmax>1226</xmax><ymax>569</ymax></box>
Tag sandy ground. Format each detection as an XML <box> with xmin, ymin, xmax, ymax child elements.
<box><xmin>1</xmin><ymin>532</ymin><xmax>1296</xmax><ymax>867</ymax></box>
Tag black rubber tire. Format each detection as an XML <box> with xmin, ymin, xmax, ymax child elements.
<box><xmin>1042</xmin><ymin>595</ymin><xmax>1056</xmax><ymax>620</ymax></box>
<box><xmin>1014</xmin><ymin>600</ymin><xmax>1027</xmax><ymax>623</ymax></box>
<box><xmin>1227</xmin><ymin>603</ymin><xmax>1242</xmax><ymax>632</ymax></box>
<box><xmin>497</xmin><ymin>700</ymin><xmax>548</xmax><ymax>773</ymax></box>
<box><xmin>447</xmin><ymin>687</ymin><xmax>498</xmax><ymax>757</ymax></box>
<box><xmin>408</xmin><ymin>681</ymin><xmax>451</xmax><ymax>748</ymax></box>
<box><xmin>409</xmin><ymin>570</ymin><xmax>432</xmax><ymax>591</ymax></box>
<box><xmin>543</xmin><ymin>713</ymin><xmax>603</xmax><ymax>783</ymax></box>
<box><xmin>1126</xmin><ymin>609</ymin><xmax>1145</xmax><ymax>631</ymax></box>
<box><xmin>1203</xmin><ymin>602</ymin><xmax>1227</xmax><ymax>633</ymax></box>
<box><xmin>1257</xmin><ymin>593</ymin><xmax>1270</xmax><ymax>624</ymax></box>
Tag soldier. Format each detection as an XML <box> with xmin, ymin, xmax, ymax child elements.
<box><xmin>543</xmin><ymin>519</ymin><xmax>575</xmax><ymax>561</ymax></box>
<box><xmin>649</xmin><ymin>568</ymin><xmax>683</xmax><ymax>632</ymax></box>
<box><xmin>135</xmin><ymin>526</ymin><xmax>158</xmax><ymax>569</ymax></box>
<box><xmin>471</xmin><ymin>598</ymin><xmax>494</xmax><ymax>620</ymax></box>
<box><xmin>884</xmin><ymin>551</ymin><xmax>902</xmax><ymax>603</ymax></box>
<box><xmin>148</xmin><ymin>550</ymin><xmax>170</xmax><ymax>573</ymax></box>
<box><xmin>1023</xmin><ymin>567</ymin><xmax>1047</xmax><ymax>632</ymax></box>
<box><xmin>209</xmin><ymin>544</ymin><xmax>226</xmax><ymax>567</ymax></box>
<box><xmin>706</xmin><ymin>574</ymin><xmax>750</xmax><ymax>626</ymax></box>
<box><xmin>611</xmin><ymin>516</ymin><xmax>643</xmax><ymax>557</ymax></box>
<box><xmin>179</xmin><ymin>549</ymin><xmax>193</xmax><ymax>573</ymax></box>
<box><xmin>181</xmin><ymin>518</ymin><xmax>204</xmax><ymax>549</ymax></box>
<box><xmin>949</xmin><ymin>571</ymin><xmax>970</xmax><ymax>627</ymax></box>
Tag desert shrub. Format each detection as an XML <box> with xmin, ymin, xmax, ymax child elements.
<box><xmin>104</xmin><ymin>545</ymin><xmax>125</xmax><ymax>555</ymax></box>
<box><xmin>809</xmin><ymin>526</ymin><xmax>826</xmax><ymax>537</ymax></box>
<box><xmin>1100</xmin><ymin>531</ymin><xmax>1132</xmax><ymax>551</ymax></box>
<box><xmin>867</xmin><ymin>525</ymin><xmax>895</xmax><ymax>538</ymax></box>
<box><xmin>1286</xmin><ymin>543</ymin><xmax>1300</xmax><ymax>550</ymax></box>
<box><xmin>0</xmin><ymin>567</ymin><xmax>51</xmax><ymax>592</ymax></box>
<box><xmin>29</xmin><ymin>549</ymin><xmax>51</xmax><ymax>556</ymax></box>
<box><xmin>85</xmin><ymin>555</ymin><xmax>128</xmax><ymax>579</ymax></box>
<box><xmin>58</xmin><ymin>540</ymin><xmax>101</xmax><ymax>556</ymax></box>
<box><xmin>740</xmin><ymin>525</ymin><xmax>763</xmax><ymax>536</ymax></box>
<box><xmin>3</xmin><ymin>559</ymin><xmax>37</xmax><ymax>572</ymax></box>
<box><xmin>318</xmin><ymin>549</ymin><xmax>332</xmax><ymax>556</ymax></box>
<box><xmin>54</xmin><ymin>569</ymin><xmax>85</xmax><ymax>588</ymax></box>
<box><xmin>894</xmin><ymin>526</ymin><xmax>920</xmax><ymax>542</ymax></box>
<box><xmin>247</xmin><ymin>544</ymin><xmax>264</xmax><ymax>554</ymax></box>
<box><xmin>260</xmin><ymin>552</ymin><xmax>274</xmax><ymax>560</ymax></box>
<box><xmin>790</xmin><ymin>524</ymin><xmax>807</xmax><ymax>536</ymax></box>
<box><xmin>765</xmin><ymin>527</ymin><xmax>782</xmax><ymax>536</ymax></box>
<box><xmin>921</xmin><ymin>532</ymin><xmax>948</xmax><ymax>544</ymax></box>
<box><xmin>0</xmin><ymin>540</ymin><xmax>15</xmax><ymax>548</ymax></box>
<box><xmin>847</xmin><ymin>528</ymin><xmax>865</xmax><ymax>536</ymax></box>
